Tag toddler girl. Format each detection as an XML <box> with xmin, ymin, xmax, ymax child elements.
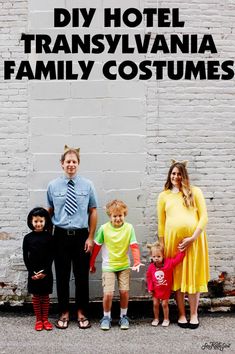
<box><xmin>146</xmin><ymin>241</ymin><xmax>185</xmax><ymax>327</ymax></box>
<box><xmin>23</xmin><ymin>207</ymin><xmax>54</xmax><ymax>331</ymax></box>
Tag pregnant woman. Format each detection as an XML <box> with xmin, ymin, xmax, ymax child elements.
<box><xmin>157</xmin><ymin>160</ymin><xmax>209</xmax><ymax>329</ymax></box>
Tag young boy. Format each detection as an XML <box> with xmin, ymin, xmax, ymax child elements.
<box><xmin>90</xmin><ymin>200</ymin><xmax>143</xmax><ymax>330</ymax></box>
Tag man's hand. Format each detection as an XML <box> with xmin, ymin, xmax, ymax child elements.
<box><xmin>84</xmin><ymin>237</ymin><xmax>93</xmax><ymax>253</ymax></box>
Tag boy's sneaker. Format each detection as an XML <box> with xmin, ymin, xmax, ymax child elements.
<box><xmin>100</xmin><ymin>316</ymin><xmax>111</xmax><ymax>330</ymax></box>
<box><xmin>119</xmin><ymin>315</ymin><xmax>129</xmax><ymax>330</ymax></box>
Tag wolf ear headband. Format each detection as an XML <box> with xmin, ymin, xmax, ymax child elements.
<box><xmin>171</xmin><ymin>159</ymin><xmax>188</xmax><ymax>167</ymax></box>
<box><xmin>64</xmin><ymin>144</ymin><xmax>80</xmax><ymax>154</ymax></box>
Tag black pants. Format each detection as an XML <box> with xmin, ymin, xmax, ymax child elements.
<box><xmin>54</xmin><ymin>227</ymin><xmax>90</xmax><ymax>316</ymax></box>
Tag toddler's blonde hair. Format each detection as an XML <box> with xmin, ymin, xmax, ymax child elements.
<box><xmin>146</xmin><ymin>241</ymin><xmax>164</xmax><ymax>256</ymax></box>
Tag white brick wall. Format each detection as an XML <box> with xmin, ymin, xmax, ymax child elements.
<box><xmin>0</xmin><ymin>0</ymin><xmax>234</xmax><ymax>301</ymax></box>
<box><xmin>0</xmin><ymin>0</ymin><xmax>29</xmax><ymax>299</ymax></box>
<box><xmin>144</xmin><ymin>0</ymin><xmax>235</xmax><ymax>289</ymax></box>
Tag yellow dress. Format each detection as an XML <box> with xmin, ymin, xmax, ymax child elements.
<box><xmin>157</xmin><ymin>186</ymin><xmax>210</xmax><ymax>294</ymax></box>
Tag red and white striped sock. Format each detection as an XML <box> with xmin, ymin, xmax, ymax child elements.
<box><xmin>41</xmin><ymin>294</ymin><xmax>50</xmax><ymax>322</ymax></box>
<box><xmin>32</xmin><ymin>295</ymin><xmax>42</xmax><ymax>322</ymax></box>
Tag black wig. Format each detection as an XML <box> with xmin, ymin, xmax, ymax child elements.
<box><xmin>27</xmin><ymin>207</ymin><xmax>52</xmax><ymax>231</ymax></box>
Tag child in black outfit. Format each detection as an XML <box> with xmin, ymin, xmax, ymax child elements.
<box><xmin>23</xmin><ymin>207</ymin><xmax>54</xmax><ymax>331</ymax></box>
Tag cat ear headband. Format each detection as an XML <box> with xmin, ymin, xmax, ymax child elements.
<box><xmin>171</xmin><ymin>159</ymin><xmax>188</xmax><ymax>167</ymax></box>
<box><xmin>64</xmin><ymin>144</ymin><xmax>80</xmax><ymax>154</ymax></box>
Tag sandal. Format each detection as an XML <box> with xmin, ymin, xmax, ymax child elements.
<box><xmin>55</xmin><ymin>317</ymin><xmax>69</xmax><ymax>329</ymax></box>
<box><xmin>78</xmin><ymin>317</ymin><xmax>91</xmax><ymax>329</ymax></box>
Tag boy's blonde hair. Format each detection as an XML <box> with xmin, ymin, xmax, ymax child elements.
<box><xmin>146</xmin><ymin>241</ymin><xmax>164</xmax><ymax>256</ymax></box>
<box><xmin>105</xmin><ymin>200</ymin><xmax>128</xmax><ymax>217</ymax></box>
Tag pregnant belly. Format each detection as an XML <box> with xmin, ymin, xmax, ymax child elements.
<box><xmin>166</xmin><ymin>215</ymin><xmax>198</xmax><ymax>239</ymax></box>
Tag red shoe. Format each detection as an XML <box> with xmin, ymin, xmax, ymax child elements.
<box><xmin>35</xmin><ymin>321</ymin><xmax>43</xmax><ymax>331</ymax></box>
<box><xmin>43</xmin><ymin>320</ymin><xmax>53</xmax><ymax>330</ymax></box>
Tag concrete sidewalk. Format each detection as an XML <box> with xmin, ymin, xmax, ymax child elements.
<box><xmin>0</xmin><ymin>309</ymin><xmax>234</xmax><ymax>354</ymax></box>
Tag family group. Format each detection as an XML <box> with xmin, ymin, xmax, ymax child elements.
<box><xmin>22</xmin><ymin>146</ymin><xmax>209</xmax><ymax>331</ymax></box>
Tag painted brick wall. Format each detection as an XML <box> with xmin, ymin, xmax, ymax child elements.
<box><xmin>144</xmin><ymin>0</ymin><xmax>235</xmax><ymax>293</ymax></box>
<box><xmin>0</xmin><ymin>0</ymin><xmax>29</xmax><ymax>301</ymax></box>
<box><xmin>0</xmin><ymin>0</ymin><xmax>234</xmax><ymax>302</ymax></box>
<box><xmin>27</xmin><ymin>0</ymin><xmax>146</xmax><ymax>299</ymax></box>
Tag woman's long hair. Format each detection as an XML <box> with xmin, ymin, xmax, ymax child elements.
<box><xmin>164</xmin><ymin>162</ymin><xmax>195</xmax><ymax>208</ymax></box>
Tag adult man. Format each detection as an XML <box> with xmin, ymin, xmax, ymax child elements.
<box><xmin>47</xmin><ymin>145</ymin><xmax>98</xmax><ymax>329</ymax></box>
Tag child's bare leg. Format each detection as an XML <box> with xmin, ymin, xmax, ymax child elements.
<box><xmin>100</xmin><ymin>292</ymin><xmax>113</xmax><ymax>330</ymax></box>
<box><xmin>103</xmin><ymin>292</ymin><xmax>113</xmax><ymax>313</ymax></box>
<box><xmin>162</xmin><ymin>299</ymin><xmax>169</xmax><ymax>321</ymax></box>
<box><xmin>119</xmin><ymin>290</ymin><xmax>129</xmax><ymax>318</ymax></box>
<box><xmin>161</xmin><ymin>299</ymin><xmax>170</xmax><ymax>326</ymax></box>
<box><xmin>119</xmin><ymin>290</ymin><xmax>129</xmax><ymax>311</ymax></box>
<box><xmin>153</xmin><ymin>297</ymin><xmax>160</xmax><ymax>320</ymax></box>
<box><xmin>151</xmin><ymin>297</ymin><xmax>160</xmax><ymax>326</ymax></box>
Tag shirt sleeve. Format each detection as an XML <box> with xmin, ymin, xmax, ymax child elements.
<box><xmin>193</xmin><ymin>186</ymin><xmax>208</xmax><ymax>230</ymax></box>
<box><xmin>94</xmin><ymin>225</ymin><xmax>104</xmax><ymax>245</ymax></box>
<box><xmin>146</xmin><ymin>264</ymin><xmax>154</xmax><ymax>292</ymax></box>
<box><xmin>169</xmin><ymin>251</ymin><xmax>185</xmax><ymax>268</ymax></box>
<box><xmin>22</xmin><ymin>237</ymin><xmax>29</xmax><ymax>270</ymax></box>
<box><xmin>88</xmin><ymin>181</ymin><xmax>98</xmax><ymax>209</ymax></box>
<box><xmin>129</xmin><ymin>224</ymin><xmax>138</xmax><ymax>245</ymax></box>
<box><xmin>157</xmin><ymin>192</ymin><xmax>166</xmax><ymax>238</ymax></box>
<box><xmin>46</xmin><ymin>183</ymin><xmax>54</xmax><ymax>209</ymax></box>
<box><xmin>130</xmin><ymin>244</ymin><xmax>141</xmax><ymax>266</ymax></box>
<box><xmin>90</xmin><ymin>243</ymin><xmax>102</xmax><ymax>269</ymax></box>
<box><xmin>22</xmin><ymin>236</ymin><xmax>33</xmax><ymax>276</ymax></box>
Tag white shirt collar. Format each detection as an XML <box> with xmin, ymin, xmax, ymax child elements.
<box><xmin>171</xmin><ymin>186</ymin><xmax>180</xmax><ymax>193</ymax></box>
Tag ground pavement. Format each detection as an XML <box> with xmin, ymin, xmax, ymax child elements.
<box><xmin>0</xmin><ymin>309</ymin><xmax>234</xmax><ymax>354</ymax></box>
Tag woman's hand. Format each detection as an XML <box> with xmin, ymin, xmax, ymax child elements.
<box><xmin>178</xmin><ymin>227</ymin><xmax>202</xmax><ymax>251</ymax></box>
<box><xmin>178</xmin><ymin>237</ymin><xmax>194</xmax><ymax>252</ymax></box>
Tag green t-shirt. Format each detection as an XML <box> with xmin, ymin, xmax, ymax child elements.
<box><xmin>95</xmin><ymin>222</ymin><xmax>137</xmax><ymax>272</ymax></box>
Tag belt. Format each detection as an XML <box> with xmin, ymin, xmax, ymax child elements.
<box><xmin>54</xmin><ymin>226</ymin><xmax>88</xmax><ymax>236</ymax></box>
